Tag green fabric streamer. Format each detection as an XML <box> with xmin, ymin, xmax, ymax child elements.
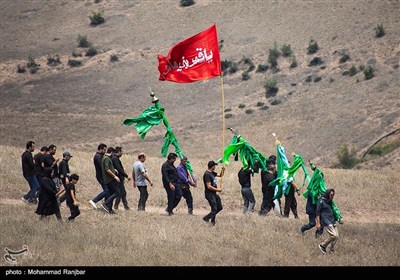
<box><xmin>303</xmin><ymin>164</ymin><xmax>342</xmax><ymax>222</ymax></box>
<box><xmin>220</xmin><ymin>135</ymin><xmax>269</xmax><ymax>172</ymax></box>
<box><xmin>123</xmin><ymin>101</ymin><xmax>193</xmax><ymax>173</ymax></box>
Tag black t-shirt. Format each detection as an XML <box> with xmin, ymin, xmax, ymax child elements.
<box><xmin>58</xmin><ymin>159</ymin><xmax>70</xmax><ymax>185</ymax></box>
<box><xmin>33</xmin><ymin>152</ymin><xmax>45</xmax><ymax>177</ymax></box>
<box><xmin>44</xmin><ymin>154</ymin><xmax>58</xmax><ymax>177</ymax></box>
<box><xmin>238</xmin><ymin>168</ymin><xmax>252</xmax><ymax>188</ymax></box>
<box><xmin>261</xmin><ymin>171</ymin><xmax>276</xmax><ymax>188</ymax></box>
<box><xmin>93</xmin><ymin>152</ymin><xmax>104</xmax><ymax>181</ymax></box>
<box><xmin>65</xmin><ymin>182</ymin><xmax>76</xmax><ymax>205</ymax></box>
<box><xmin>203</xmin><ymin>170</ymin><xmax>217</xmax><ymax>194</ymax></box>
<box><xmin>21</xmin><ymin>150</ymin><xmax>35</xmax><ymax>176</ymax></box>
<box><xmin>161</xmin><ymin>161</ymin><xmax>179</xmax><ymax>186</ymax></box>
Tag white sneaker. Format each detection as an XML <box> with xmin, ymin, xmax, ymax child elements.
<box><xmin>89</xmin><ymin>200</ymin><xmax>97</xmax><ymax>209</ymax></box>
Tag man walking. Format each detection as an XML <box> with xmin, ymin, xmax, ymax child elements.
<box><xmin>89</xmin><ymin>143</ymin><xmax>108</xmax><ymax>209</ymax></box>
<box><xmin>112</xmin><ymin>146</ymin><xmax>131</xmax><ymax>210</ymax></box>
<box><xmin>177</xmin><ymin>156</ymin><xmax>197</xmax><ymax>215</ymax></box>
<box><xmin>161</xmin><ymin>153</ymin><xmax>182</xmax><ymax>216</ymax></box>
<box><xmin>21</xmin><ymin>141</ymin><xmax>40</xmax><ymax>204</ymax></box>
<box><xmin>317</xmin><ymin>189</ymin><xmax>339</xmax><ymax>254</ymax></box>
<box><xmin>132</xmin><ymin>153</ymin><xmax>153</xmax><ymax>211</ymax></box>
<box><xmin>101</xmin><ymin>147</ymin><xmax>120</xmax><ymax>214</ymax></box>
<box><xmin>203</xmin><ymin>160</ymin><xmax>225</xmax><ymax>225</ymax></box>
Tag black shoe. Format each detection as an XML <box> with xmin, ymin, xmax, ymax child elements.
<box><xmin>114</xmin><ymin>205</ymin><xmax>119</xmax><ymax>210</ymax></box>
<box><xmin>319</xmin><ymin>244</ymin><xmax>327</xmax><ymax>254</ymax></box>
<box><xmin>211</xmin><ymin>221</ymin><xmax>216</xmax><ymax>226</ymax></box>
<box><xmin>101</xmin><ymin>203</ymin><xmax>110</xmax><ymax>213</ymax></box>
<box><xmin>168</xmin><ymin>212</ymin><xmax>174</xmax><ymax>216</ymax></box>
<box><xmin>188</xmin><ymin>209</ymin><xmax>193</xmax><ymax>215</ymax></box>
<box><xmin>294</xmin><ymin>214</ymin><xmax>299</xmax><ymax>219</ymax></box>
<box><xmin>202</xmin><ymin>216</ymin><xmax>209</xmax><ymax>223</ymax></box>
<box><xmin>124</xmin><ymin>205</ymin><xmax>130</xmax><ymax>210</ymax></box>
<box><xmin>110</xmin><ymin>210</ymin><xmax>117</xmax><ymax>215</ymax></box>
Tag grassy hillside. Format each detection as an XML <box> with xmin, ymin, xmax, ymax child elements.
<box><xmin>0</xmin><ymin>145</ymin><xmax>399</xmax><ymax>266</ymax></box>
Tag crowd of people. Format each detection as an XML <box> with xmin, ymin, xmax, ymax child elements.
<box><xmin>21</xmin><ymin>141</ymin><xmax>341</xmax><ymax>253</ymax></box>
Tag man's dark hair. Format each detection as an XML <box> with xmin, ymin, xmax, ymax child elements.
<box><xmin>114</xmin><ymin>146</ymin><xmax>122</xmax><ymax>153</ymax></box>
<box><xmin>40</xmin><ymin>146</ymin><xmax>48</xmax><ymax>152</ymax></box>
<box><xmin>70</xmin><ymin>173</ymin><xmax>79</xmax><ymax>181</ymax></box>
<box><xmin>26</xmin><ymin>141</ymin><xmax>35</xmax><ymax>149</ymax></box>
<box><xmin>98</xmin><ymin>143</ymin><xmax>107</xmax><ymax>150</ymax></box>
<box><xmin>107</xmin><ymin>147</ymin><xmax>115</xmax><ymax>154</ymax></box>
<box><xmin>167</xmin><ymin>152</ymin><xmax>178</xmax><ymax>160</ymax></box>
<box><xmin>48</xmin><ymin>144</ymin><xmax>57</xmax><ymax>150</ymax></box>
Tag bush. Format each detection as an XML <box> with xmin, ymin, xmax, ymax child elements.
<box><xmin>289</xmin><ymin>57</ymin><xmax>298</xmax><ymax>68</ymax></box>
<box><xmin>89</xmin><ymin>11</ymin><xmax>105</xmax><ymax>25</ymax></box>
<box><xmin>264</xmin><ymin>77</ymin><xmax>278</xmax><ymax>96</ymax></box>
<box><xmin>349</xmin><ymin>65</ymin><xmax>358</xmax><ymax>76</ymax></box>
<box><xmin>47</xmin><ymin>54</ymin><xmax>61</xmax><ymax>66</ymax></box>
<box><xmin>256</xmin><ymin>64</ymin><xmax>268</xmax><ymax>73</ymax></box>
<box><xmin>238</xmin><ymin>104</ymin><xmax>245</xmax><ymax>109</ymax></box>
<box><xmin>307</xmin><ymin>39</ymin><xmax>319</xmax><ymax>54</ymax></box>
<box><xmin>68</xmin><ymin>59</ymin><xmax>82</xmax><ymax>67</ymax></box>
<box><xmin>110</xmin><ymin>54</ymin><xmax>119</xmax><ymax>62</ymax></box>
<box><xmin>374</xmin><ymin>23</ymin><xmax>385</xmax><ymax>38</ymax></box>
<box><xmin>339</xmin><ymin>53</ymin><xmax>350</xmax><ymax>63</ymax></box>
<box><xmin>281</xmin><ymin>44</ymin><xmax>292</xmax><ymax>57</ymax></box>
<box><xmin>17</xmin><ymin>65</ymin><xmax>26</xmax><ymax>73</ymax></box>
<box><xmin>245</xmin><ymin>109</ymin><xmax>254</xmax><ymax>114</ymax></box>
<box><xmin>256</xmin><ymin>102</ymin><xmax>265</xmax><ymax>107</ymax></box>
<box><xmin>242</xmin><ymin>57</ymin><xmax>255</xmax><ymax>72</ymax></box>
<box><xmin>337</xmin><ymin>145</ymin><xmax>359</xmax><ymax>169</ymax></box>
<box><xmin>309</xmin><ymin>57</ymin><xmax>323</xmax><ymax>66</ymax></box>
<box><xmin>77</xmin><ymin>35</ymin><xmax>90</xmax><ymax>48</ymax></box>
<box><xmin>180</xmin><ymin>0</ymin><xmax>195</xmax><ymax>7</ymax></box>
<box><xmin>85</xmin><ymin>47</ymin><xmax>97</xmax><ymax>57</ymax></box>
<box><xmin>363</xmin><ymin>66</ymin><xmax>374</xmax><ymax>80</ymax></box>
<box><xmin>268</xmin><ymin>42</ymin><xmax>279</xmax><ymax>68</ymax></box>
<box><xmin>27</xmin><ymin>56</ymin><xmax>39</xmax><ymax>73</ymax></box>
<box><xmin>368</xmin><ymin>139</ymin><xmax>400</xmax><ymax>156</ymax></box>
<box><xmin>242</xmin><ymin>72</ymin><xmax>250</xmax><ymax>81</ymax></box>
<box><xmin>270</xmin><ymin>98</ymin><xmax>281</xmax><ymax>105</ymax></box>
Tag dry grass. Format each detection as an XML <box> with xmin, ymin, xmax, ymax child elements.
<box><xmin>0</xmin><ymin>145</ymin><xmax>399</xmax><ymax>266</ymax></box>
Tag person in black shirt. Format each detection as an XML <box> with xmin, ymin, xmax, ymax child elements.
<box><xmin>65</xmin><ymin>174</ymin><xmax>80</xmax><ymax>221</ymax></box>
<box><xmin>112</xmin><ymin>146</ymin><xmax>131</xmax><ymax>210</ymax></box>
<box><xmin>33</xmin><ymin>146</ymin><xmax>48</xmax><ymax>185</ymax></box>
<box><xmin>203</xmin><ymin>160</ymin><xmax>225</xmax><ymax>225</ymax></box>
<box><xmin>58</xmin><ymin>151</ymin><xmax>73</xmax><ymax>205</ymax></box>
<box><xmin>259</xmin><ymin>159</ymin><xmax>277</xmax><ymax>216</ymax></box>
<box><xmin>238</xmin><ymin>166</ymin><xmax>255</xmax><ymax>213</ymax></box>
<box><xmin>89</xmin><ymin>143</ymin><xmax>108</xmax><ymax>209</ymax></box>
<box><xmin>21</xmin><ymin>141</ymin><xmax>40</xmax><ymax>204</ymax></box>
<box><xmin>43</xmin><ymin>144</ymin><xmax>60</xmax><ymax>189</ymax></box>
<box><xmin>161</xmin><ymin>152</ymin><xmax>182</xmax><ymax>216</ymax></box>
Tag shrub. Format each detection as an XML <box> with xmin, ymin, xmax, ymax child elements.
<box><xmin>256</xmin><ymin>64</ymin><xmax>268</xmax><ymax>73</ymax></box>
<box><xmin>368</xmin><ymin>139</ymin><xmax>400</xmax><ymax>156</ymax></box>
<box><xmin>68</xmin><ymin>59</ymin><xmax>82</xmax><ymax>67</ymax></box>
<box><xmin>363</xmin><ymin>66</ymin><xmax>374</xmax><ymax>80</ymax></box>
<box><xmin>180</xmin><ymin>0</ymin><xmax>195</xmax><ymax>7</ymax></box>
<box><xmin>225</xmin><ymin>113</ymin><xmax>233</xmax><ymax>119</ymax></box>
<box><xmin>110</xmin><ymin>54</ymin><xmax>119</xmax><ymax>62</ymax></box>
<box><xmin>218</xmin><ymin>39</ymin><xmax>224</xmax><ymax>50</ymax></box>
<box><xmin>224</xmin><ymin>108</ymin><xmax>232</xmax><ymax>112</ymax></box>
<box><xmin>85</xmin><ymin>47</ymin><xmax>97</xmax><ymax>57</ymax></box>
<box><xmin>314</xmin><ymin>77</ymin><xmax>321</xmax><ymax>83</ymax></box>
<box><xmin>245</xmin><ymin>109</ymin><xmax>254</xmax><ymax>114</ymax></box>
<box><xmin>242</xmin><ymin>72</ymin><xmax>250</xmax><ymax>81</ymax></box>
<box><xmin>47</xmin><ymin>54</ymin><xmax>61</xmax><ymax>66</ymax></box>
<box><xmin>256</xmin><ymin>102</ymin><xmax>265</xmax><ymax>107</ymax></box>
<box><xmin>339</xmin><ymin>53</ymin><xmax>350</xmax><ymax>63</ymax></box>
<box><xmin>309</xmin><ymin>57</ymin><xmax>323</xmax><ymax>66</ymax></box>
<box><xmin>307</xmin><ymin>39</ymin><xmax>319</xmax><ymax>54</ymax></box>
<box><xmin>374</xmin><ymin>23</ymin><xmax>385</xmax><ymax>38</ymax></box>
<box><xmin>238</xmin><ymin>104</ymin><xmax>245</xmax><ymax>109</ymax></box>
<box><xmin>228</xmin><ymin>62</ymin><xmax>238</xmax><ymax>74</ymax></box>
<box><xmin>337</xmin><ymin>145</ymin><xmax>359</xmax><ymax>169</ymax></box>
<box><xmin>242</xmin><ymin>57</ymin><xmax>255</xmax><ymax>72</ymax></box>
<box><xmin>77</xmin><ymin>35</ymin><xmax>90</xmax><ymax>48</ymax></box>
<box><xmin>268</xmin><ymin>42</ymin><xmax>279</xmax><ymax>68</ymax></box>
<box><xmin>27</xmin><ymin>56</ymin><xmax>39</xmax><ymax>73</ymax></box>
<box><xmin>270</xmin><ymin>98</ymin><xmax>281</xmax><ymax>105</ymax></box>
<box><xmin>281</xmin><ymin>44</ymin><xmax>292</xmax><ymax>57</ymax></box>
<box><xmin>89</xmin><ymin>11</ymin><xmax>105</xmax><ymax>25</ymax></box>
<box><xmin>349</xmin><ymin>65</ymin><xmax>358</xmax><ymax>76</ymax></box>
<box><xmin>264</xmin><ymin>77</ymin><xmax>278</xmax><ymax>96</ymax></box>
<box><xmin>17</xmin><ymin>65</ymin><xmax>26</xmax><ymax>73</ymax></box>
<box><xmin>289</xmin><ymin>57</ymin><xmax>298</xmax><ymax>68</ymax></box>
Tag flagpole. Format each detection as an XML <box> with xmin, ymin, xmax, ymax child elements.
<box><xmin>220</xmin><ymin>75</ymin><xmax>225</xmax><ymax>188</ymax></box>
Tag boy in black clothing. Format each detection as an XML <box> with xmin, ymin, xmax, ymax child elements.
<box><xmin>65</xmin><ymin>174</ymin><xmax>80</xmax><ymax>221</ymax></box>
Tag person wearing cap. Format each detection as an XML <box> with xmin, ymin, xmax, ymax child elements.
<box><xmin>177</xmin><ymin>156</ymin><xmax>197</xmax><ymax>215</ymax></box>
<box><xmin>132</xmin><ymin>152</ymin><xmax>153</xmax><ymax>211</ymax></box>
<box><xmin>57</xmin><ymin>151</ymin><xmax>73</xmax><ymax>205</ymax></box>
<box><xmin>202</xmin><ymin>160</ymin><xmax>225</xmax><ymax>225</ymax></box>
<box><xmin>161</xmin><ymin>152</ymin><xmax>182</xmax><ymax>216</ymax></box>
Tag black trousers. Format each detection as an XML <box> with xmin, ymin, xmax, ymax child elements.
<box><xmin>114</xmin><ymin>180</ymin><xmax>128</xmax><ymax>208</ymax></box>
<box><xmin>67</xmin><ymin>203</ymin><xmax>81</xmax><ymax>220</ymax></box>
<box><xmin>182</xmin><ymin>186</ymin><xmax>193</xmax><ymax>210</ymax></box>
<box><xmin>164</xmin><ymin>183</ymin><xmax>182</xmax><ymax>214</ymax></box>
<box><xmin>284</xmin><ymin>186</ymin><xmax>298</xmax><ymax>217</ymax></box>
<box><xmin>204</xmin><ymin>192</ymin><xmax>223</xmax><ymax>223</ymax></box>
<box><xmin>137</xmin><ymin>185</ymin><xmax>148</xmax><ymax>211</ymax></box>
<box><xmin>104</xmin><ymin>180</ymin><xmax>120</xmax><ymax>211</ymax></box>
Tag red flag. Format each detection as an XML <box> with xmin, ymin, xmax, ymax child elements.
<box><xmin>157</xmin><ymin>24</ymin><xmax>221</xmax><ymax>83</ymax></box>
